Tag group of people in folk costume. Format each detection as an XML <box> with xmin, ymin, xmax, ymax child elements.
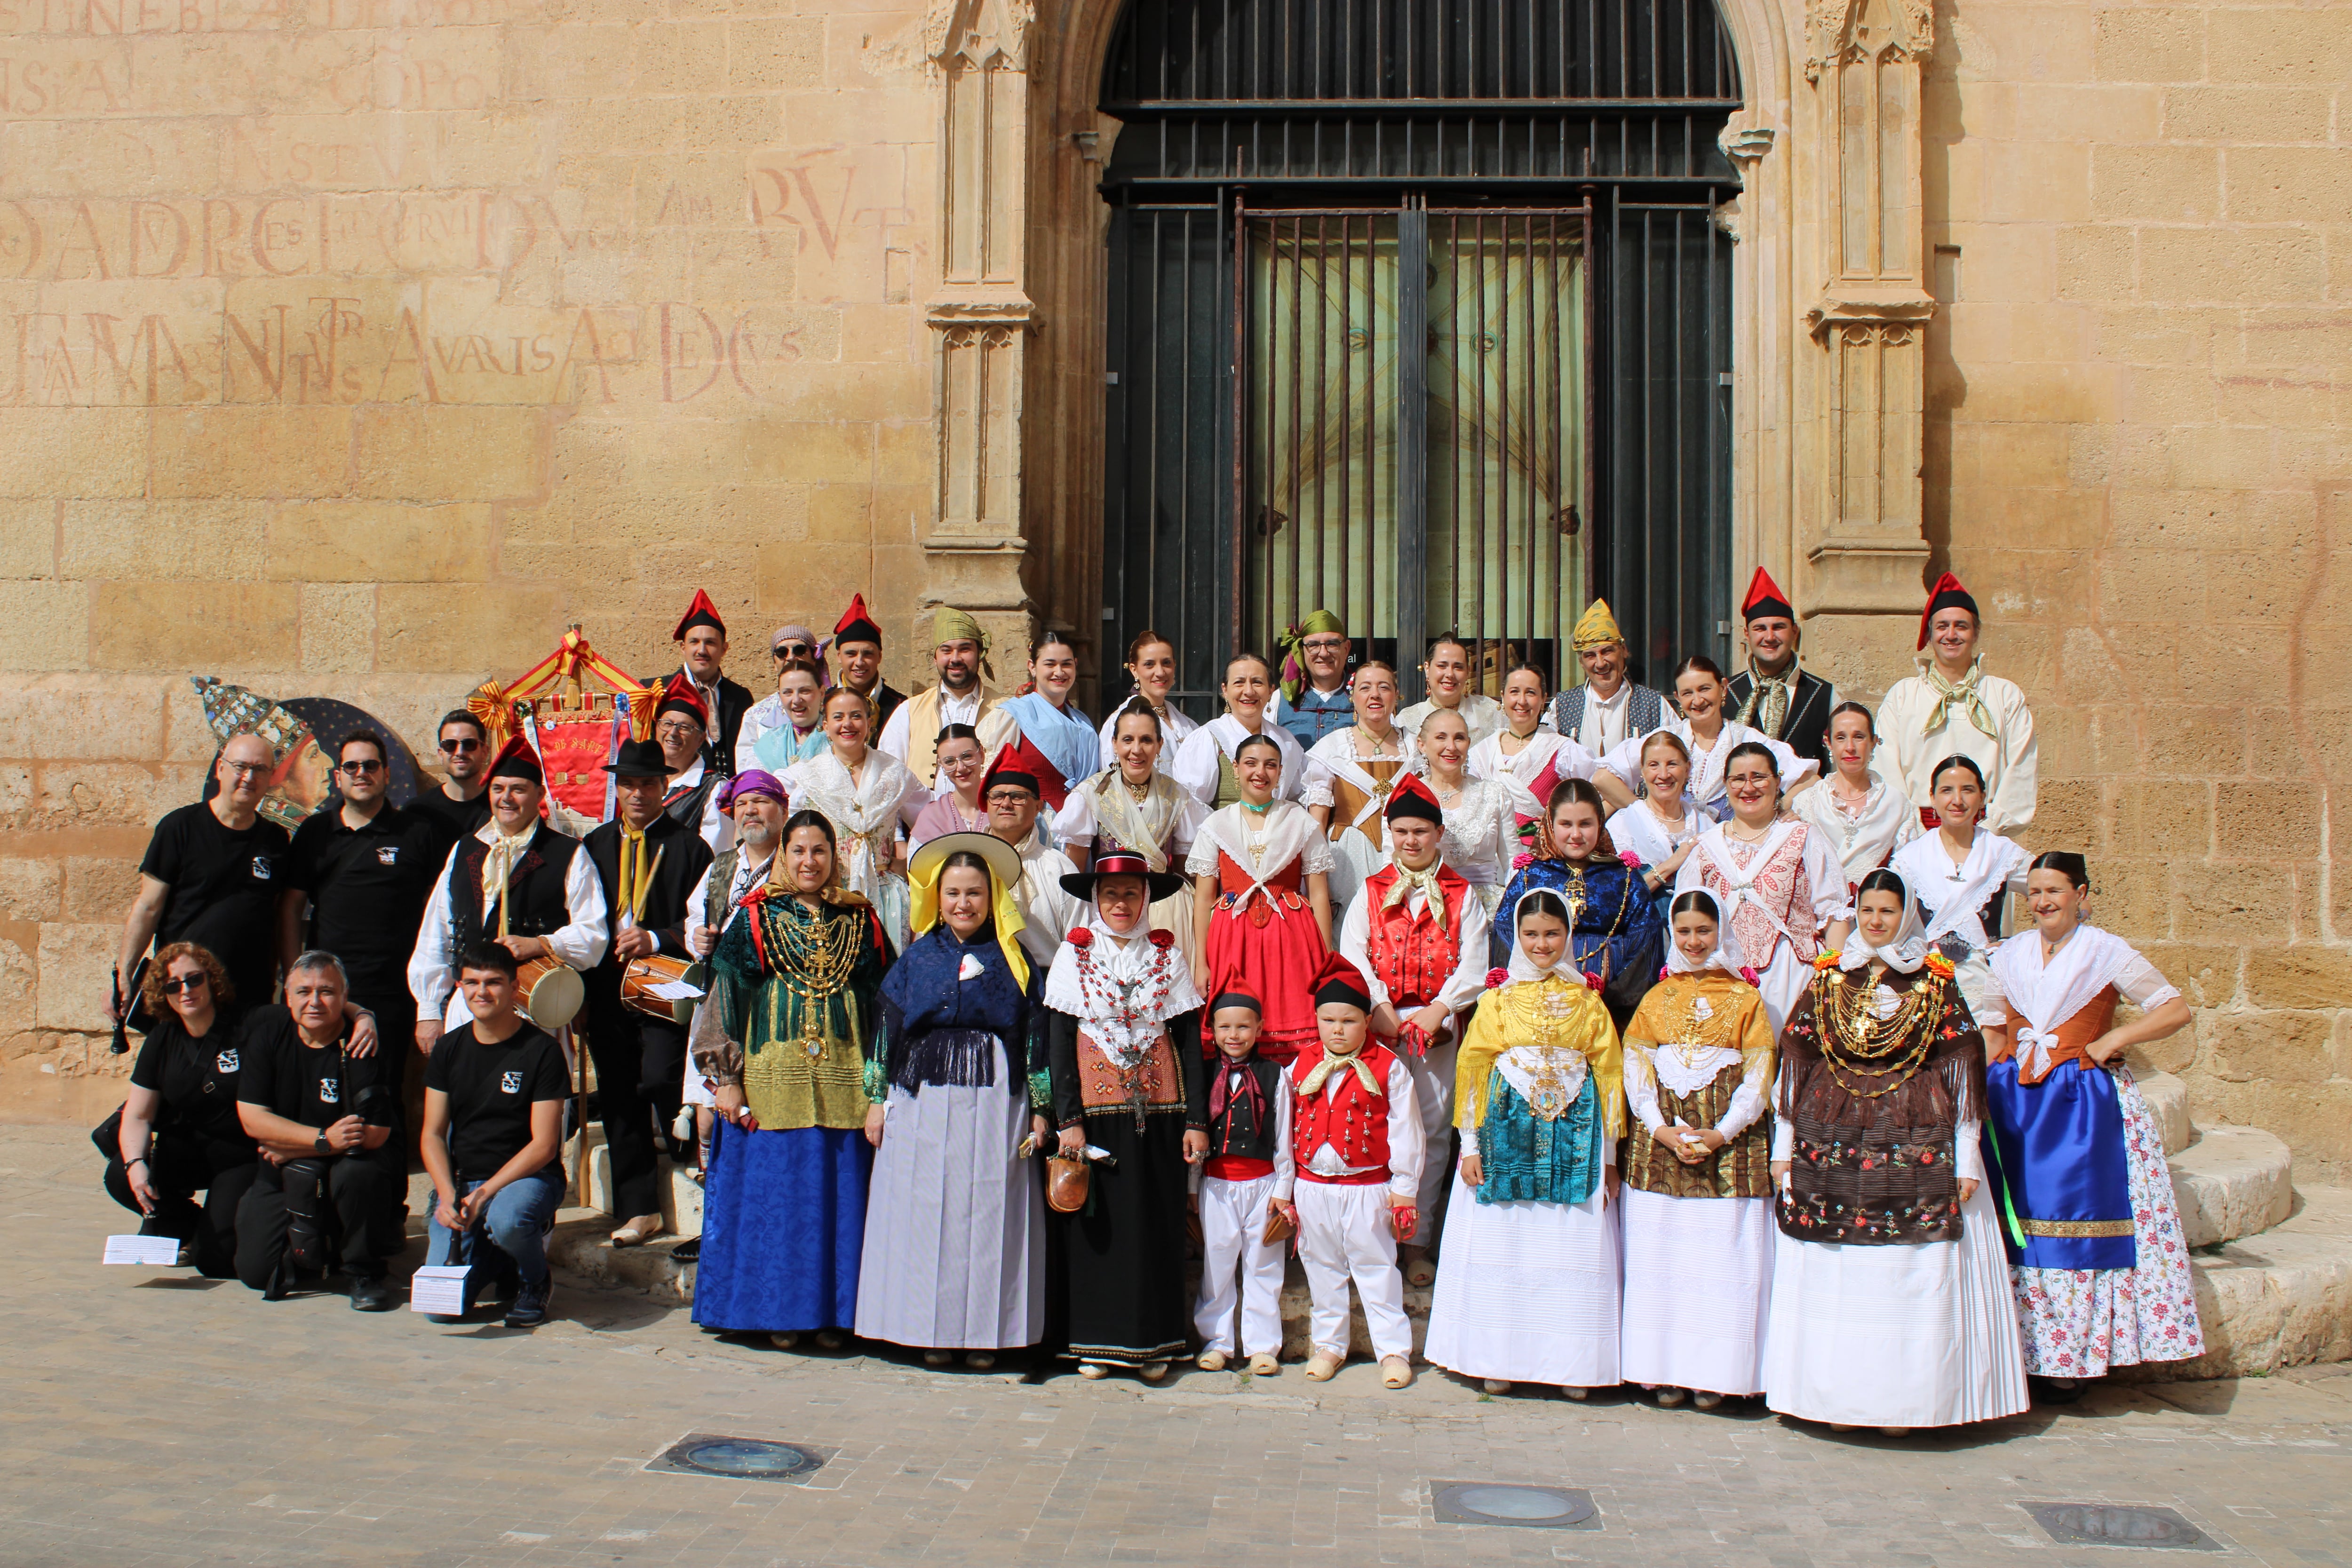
<box><xmin>111</xmin><ymin>559</ymin><xmax>2134</xmax><ymax>1412</ymax></box>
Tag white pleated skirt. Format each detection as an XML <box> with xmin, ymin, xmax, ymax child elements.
<box><xmin>1762</xmin><ymin>1181</ymin><xmax>2028</xmax><ymax>1428</ymax></box>
<box><xmin>853</xmin><ymin>1078</ymin><xmax>1043</xmax><ymax>1350</ymax></box>
<box><xmin>1423</xmin><ymin>1168</ymin><xmax>1620</xmax><ymax>1388</ymax></box>
<box><xmin>1619</xmin><ymin>1189</ymin><xmax>1773</xmax><ymax>1396</ymax></box>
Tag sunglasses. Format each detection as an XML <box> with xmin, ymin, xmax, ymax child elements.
<box><xmin>439</xmin><ymin>738</ymin><xmax>481</xmax><ymax>754</ymax></box>
<box><xmin>337</xmin><ymin>759</ymin><xmax>383</xmax><ymax>776</ymax></box>
<box><xmin>160</xmin><ymin>975</ymin><xmax>209</xmax><ymax>995</ymax></box>
<box><xmin>773</xmin><ymin>643</ymin><xmax>813</xmax><ymax>659</ymax></box>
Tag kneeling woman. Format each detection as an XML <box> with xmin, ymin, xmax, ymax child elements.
<box><xmin>857</xmin><ymin>832</ymin><xmax>1049</xmax><ymax>1368</ymax></box>
<box><xmin>1763</xmin><ymin>868</ymin><xmax>2027</xmax><ymax>1434</ymax></box>
<box><xmin>1424</xmin><ymin>889</ymin><xmax>1625</xmax><ymax>1398</ymax></box>
<box><xmin>1045</xmin><ymin>849</ymin><xmax>1208</xmax><ymax>1380</ymax></box>
<box><xmin>1619</xmin><ymin>891</ymin><xmax>1776</xmax><ymax>1409</ymax></box>
<box><xmin>1983</xmin><ymin>851</ymin><xmax>2204</xmax><ymax>1391</ymax></box>
<box><xmin>695</xmin><ymin>809</ymin><xmax>892</xmax><ymax>1350</ymax></box>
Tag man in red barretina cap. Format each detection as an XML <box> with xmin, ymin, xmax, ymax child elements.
<box><xmin>1724</xmin><ymin>567</ymin><xmax>1838</xmax><ymax>774</ymax></box>
<box><xmin>827</xmin><ymin>593</ymin><xmax>905</xmax><ymax>734</ymax></box>
<box><xmin>1873</xmin><ymin>571</ymin><xmax>2039</xmax><ymax>833</ymax></box>
<box><xmin>644</xmin><ymin>590</ymin><xmax>753</xmax><ymax>779</ymax></box>
<box><xmin>981</xmin><ymin>739</ymin><xmax>1078</xmax><ymax>971</ymax></box>
<box><xmin>650</xmin><ymin>675</ymin><xmax>731</xmax><ymax>853</ymax></box>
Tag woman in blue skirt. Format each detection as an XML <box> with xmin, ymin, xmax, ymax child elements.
<box><xmin>692</xmin><ymin>808</ymin><xmax>892</xmax><ymax>1349</ymax></box>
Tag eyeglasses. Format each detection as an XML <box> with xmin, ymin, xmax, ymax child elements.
<box><xmin>159</xmin><ymin>975</ymin><xmax>209</xmax><ymax>995</ymax></box>
<box><xmin>222</xmin><ymin>761</ymin><xmax>270</xmax><ymax>779</ymax></box>
<box><xmin>773</xmin><ymin>643</ymin><xmax>812</xmax><ymax>659</ymax></box>
<box><xmin>1302</xmin><ymin>637</ymin><xmax>1347</xmax><ymax>653</ymax></box>
<box><xmin>337</xmin><ymin>759</ymin><xmax>383</xmax><ymax>776</ymax></box>
<box><xmin>656</xmin><ymin>721</ymin><xmax>702</xmax><ymax>740</ymax></box>
<box><xmin>439</xmin><ymin>738</ymin><xmax>480</xmax><ymax>754</ymax></box>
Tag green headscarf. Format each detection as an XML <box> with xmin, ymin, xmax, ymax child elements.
<box><xmin>1276</xmin><ymin>609</ymin><xmax>1346</xmax><ymax>700</ymax></box>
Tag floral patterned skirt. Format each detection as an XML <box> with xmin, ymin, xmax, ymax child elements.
<box><xmin>2010</xmin><ymin>1067</ymin><xmax>2206</xmax><ymax>1377</ymax></box>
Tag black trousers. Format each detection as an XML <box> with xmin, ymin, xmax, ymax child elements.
<box><xmin>103</xmin><ymin>1135</ymin><xmax>259</xmax><ymax>1279</ymax></box>
<box><xmin>233</xmin><ymin>1154</ymin><xmax>397</xmax><ymax>1290</ymax></box>
<box><xmin>348</xmin><ymin>980</ymin><xmax>420</xmax><ymax>1247</ymax></box>
<box><xmin>582</xmin><ymin>997</ymin><xmax>683</xmax><ymax>1220</ymax></box>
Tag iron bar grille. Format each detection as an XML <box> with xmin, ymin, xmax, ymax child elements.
<box><xmin>1100</xmin><ymin>0</ymin><xmax>1737</xmax><ymax>714</ymax></box>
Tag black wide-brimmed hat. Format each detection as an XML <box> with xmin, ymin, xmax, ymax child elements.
<box><xmin>602</xmin><ymin>738</ymin><xmax>676</xmax><ymax>780</ymax></box>
<box><xmin>1060</xmin><ymin>843</ymin><xmax>1186</xmax><ymax>904</ymax></box>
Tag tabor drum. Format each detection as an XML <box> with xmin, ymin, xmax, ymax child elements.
<box><xmin>621</xmin><ymin>953</ymin><xmax>706</xmax><ymax>1026</ymax></box>
<box><xmin>514</xmin><ymin>954</ymin><xmax>584</xmax><ymax>1031</ymax></box>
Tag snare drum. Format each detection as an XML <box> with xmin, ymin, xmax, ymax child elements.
<box><xmin>514</xmin><ymin>954</ymin><xmax>584</xmax><ymax>1031</ymax></box>
<box><xmin>621</xmin><ymin>953</ymin><xmax>706</xmax><ymax>1026</ymax></box>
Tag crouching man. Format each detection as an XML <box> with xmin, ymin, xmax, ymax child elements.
<box><xmin>419</xmin><ymin>943</ymin><xmax>570</xmax><ymax>1328</ymax></box>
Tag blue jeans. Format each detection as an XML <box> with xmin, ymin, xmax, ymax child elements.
<box><xmin>426</xmin><ymin>1168</ymin><xmax>564</xmax><ymax>1296</ymax></box>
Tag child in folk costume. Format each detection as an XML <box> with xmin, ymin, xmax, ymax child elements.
<box><xmin>1303</xmin><ymin>661</ymin><xmax>1417</xmax><ymax>910</ymax></box>
<box><xmin>1763</xmin><ymin>868</ymin><xmax>2028</xmax><ymax>1435</ymax></box>
<box><xmin>1981</xmin><ymin>852</ymin><xmax>2203</xmax><ymax>1391</ymax></box>
<box><xmin>1619</xmin><ymin>890</ymin><xmax>1776</xmax><ymax>1409</ymax></box>
<box><xmin>1424</xmin><ymin>889</ymin><xmax>1626</xmax><ymax>1398</ymax></box>
<box><xmin>1279</xmin><ymin>955</ymin><xmax>1424</xmax><ymax>1389</ymax></box>
<box><xmin>1187</xmin><ymin>732</ymin><xmax>1335</xmax><ymax>1065</ymax></box>
<box><xmin>1489</xmin><ymin>778</ymin><xmax>1662</xmax><ymax>1029</ymax></box>
<box><xmin>1673</xmin><ymin>742</ymin><xmax>1851</xmax><ymax>1032</ymax></box>
<box><xmin>1044</xmin><ymin>851</ymin><xmax>1208</xmax><ymax>1381</ymax></box>
<box><xmin>1191</xmin><ymin>992</ymin><xmax>1293</xmax><ymax>1377</ymax></box>
<box><xmin>1336</xmin><ymin>773</ymin><xmax>1488</xmax><ymax>1288</ymax></box>
<box><xmin>1055</xmin><ymin>699</ymin><xmax>1207</xmax><ymax>964</ymax></box>
<box><xmin>783</xmin><ymin>686</ymin><xmax>928</xmax><ymax>950</ymax></box>
<box><xmin>1890</xmin><ymin>753</ymin><xmax>2028</xmax><ymax>1031</ymax></box>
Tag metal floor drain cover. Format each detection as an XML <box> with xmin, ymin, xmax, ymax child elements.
<box><xmin>1431</xmin><ymin>1482</ymin><xmax>1599</xmax><ymax>1529</ymax></box>
<box><xmin>2023</xmin><ymin>1503</ymin><xmax>2218</xmax><ymax>1551</ymax></box>
<box><xmin>646</xmin><ymin>1433</ymin><xmax>835</xmax><ymax>1484</ymax></box>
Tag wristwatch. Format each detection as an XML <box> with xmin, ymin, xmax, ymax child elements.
<box><xmin>313</xmin><ymin>1132</ymin><xmax>330</xmax><ymax>1155</ymax></box>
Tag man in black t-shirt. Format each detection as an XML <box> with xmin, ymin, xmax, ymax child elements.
<box><xmin>281</xmin><ymin>728</ymin><xmax>445</xmax><ymax>1223</ymax></box>
<box><xmin>421</xmin><ymin>943</ymin><xmax>570</xmax><ymax>1328</ymax></box>
<box><xmin>233</xmin><ymin>954</ymin><xmax>399</xmax><ymax>1308</ymax></box>
<box><xmin>409</xmin><ymin>709</ymin><xmax>493</xmax><ymax>852</ymax></box>
<box><xmin>113</xmin><ymin>732</ymin><xmax>290</xmax><ymax>1022</ymax></box>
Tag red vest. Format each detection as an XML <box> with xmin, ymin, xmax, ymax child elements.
<box><xmin>1360</xmin><ymin>863</ymin><xmax>1472</xmax><ymax>1011</ymax></box>
<box><xmin>1289</xmin><ymin>1041</ymin><xmax>1399</xmax><ymax>1185</ymax></box>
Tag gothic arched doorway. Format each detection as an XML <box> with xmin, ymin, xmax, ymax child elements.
<box><xmin>1097</xmin><ymin>0</ymin><xmax>1740</xmax><ymax>710</ymax></box>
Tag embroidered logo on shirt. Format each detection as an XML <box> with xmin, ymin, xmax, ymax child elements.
<box><xmin>319</xmin><ymin>1077</ymin><xmax>339</xmax><ymax>1104</ymax></box>
<box><xmin>215</xmin><ymin>1050</ymin><xmax>238</xmax><ymax>1074</ymax></box>
<box><xmin>377</xmin><ymin>846</ymin><xmax>399</xmax><ymax>865</ymax></box>
<box><xmin>501</xmin><ymin>1070</ymin><xmax>524</xmax><ymax>1094</ymax></box>
<box><xmin>250</xmin><ymin>857</ymin><xmax>273</xmax><ymax>881</ymax></box>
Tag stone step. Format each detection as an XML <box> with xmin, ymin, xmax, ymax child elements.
<box><xmin>547</xmin><ymin>1186</ymin><xmax>2352</xmax><ymax>1380</ymax></box>
<box><xmin>2167</xmin><ymin>1122</ymin><xmax>2296</xmax><ymax>1250</ymax></box>
<box><xmin>2133</xmin><ymin>1069</ymin><xmax>2192</xmax><ymax>1157</ymax></box>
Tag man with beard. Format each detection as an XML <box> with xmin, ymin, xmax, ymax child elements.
<box><xmin>876</xmin><ymin>605</ymin><xmax>1021</xmax><ymax>790</ymax></box>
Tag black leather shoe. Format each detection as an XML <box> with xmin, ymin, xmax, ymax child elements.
<box><xmin>349</xmin><ymin>1275</ymin><xmax>398</xmax><ymax>1312</ymax></box>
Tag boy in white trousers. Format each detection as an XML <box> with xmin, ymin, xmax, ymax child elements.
<box><xmin>1191</xmin><ymin>992</ymin><xmax>1293</xmax><ymax>1376</ymax></box>
<box><xmin>1279</xmin><ymin>955</ymin><xmax>1424</xmax><ymax>1389</ymax></box>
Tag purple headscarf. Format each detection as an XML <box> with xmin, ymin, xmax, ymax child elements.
<box><xmin>718</xmin><ymin>768</ymin><xmax>789</xmax><ymax>815</ymax></box>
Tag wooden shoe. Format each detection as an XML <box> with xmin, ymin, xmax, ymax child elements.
<box><xmin>1482</xmin><ymin>1378</ymin><xmax>1511</xmax><ymax>1395</ymax></box>
<box><xmin>1302</xmin><ymin>1352</ymin><xmax>1344</xmax><ymax>1382</ymax></box>
<box><xmin>610</xmin><ymin>1214</ymin><xmax>666</xmax><ymax>1248</ymax></box>
<box><xmin>964</xmin><ymin>1352</ymin><xmax>995</xmax><ymax>1371</ymax></box>
<box><xmin>1196</xmin><ymin>1349</ymin><xmax>1229</xmax><ymax>1372</ymax></box>
<box><xmin>923</xmin><ymin>1350</ymin><xmax>953</xmax><ymax>1367</ymax></box>
<box><xmin>1139</xmin><ymin>1361</ymin><xmax>1169</xmax><ymax>1382</ymax></box>
<box><xmin>814</xmin><ymin>1329</ymin><xmax>846</xmax><ymax>1350</ymax></box>
<box><xmin>1248</xmin><ymin>1353</ymin><xmax>1281</xmax><ymax>1377</ymax></box>
<box><xmin>1381</xmin><ymin>1356</ymin><xmax>1414</xmax><ymax>1389</ymax></box>
<box><xmin>769</xmin><ymin>1332</ymin><xmax>799</xmax><ymax>1350</ymax></box>
<box><xmin>1078</xmin><ymin>1361</ymin><xmax>1110</xmax><ymax>1379</ymax></box>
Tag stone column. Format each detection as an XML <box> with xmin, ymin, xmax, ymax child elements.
<box><xmin>1800</xmin><ymin>0</ymin><xmax>1935</xmax><ymax>619</ymax></box>
<box><xmin>922</xmin><ymin>0</ymin><xmax>1040</xmax><ymax>655</ymax></box>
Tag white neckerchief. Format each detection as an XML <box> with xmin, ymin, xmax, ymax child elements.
<box><xmin>1990</xmin><ymin>920</ymin><xmax>2137</xmax><ymax>1079</ymax></box>
<box><xmin>478</xmin><ymin>820</ymin><xmax>535</xmax><ymax>910</ymax></box>
<box><xmin>1042</xmin><ymin>911</ymin><xmax>1203</xmax><ymax>1067</ymax></box>
<box><xmin>1308</xmin><ymin>728</ymin><xmax>1414</xmax><ymax>831</ymax></box>
<box><xmin>1087</xmin><ymin>768</ymin><xmax>1183</xmax><ymax>870</ymax></box>
<box><xmin>1894</xmin><ymin>828</ymin><xmax>2026</xmax><ymax>950</ymax></box>
<box><xmin>1799</xmin><ymin>771</ymin><xmax>1915</xmax><ymax>878</ymax></box>
<box><xmin>1835</xmin><ymin>868</ymin><xmax>1931</xmax><ymax>974</ymax></box>
<box><xmin>1199</xmin><ymin>800</ymin><xmax>1319</xmax><ymax>918</ymax></box>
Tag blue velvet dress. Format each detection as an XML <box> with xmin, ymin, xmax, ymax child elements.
<box><xmin>1488</xmin><ymin>856</ymin><xmax>1664</xmax><ymax>1029</ymax></box>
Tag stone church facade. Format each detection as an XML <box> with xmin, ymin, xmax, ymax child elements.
<box><xmin>0</xmin><ymin>0</ymin><xmax>2345</xmax><ymax>1174</ymax></box>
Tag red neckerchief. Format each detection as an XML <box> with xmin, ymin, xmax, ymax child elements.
<box><xmin>1208</xmin><ymin>1052</ymin><xmax>1268</xmax><ymax>1154</ymax></box>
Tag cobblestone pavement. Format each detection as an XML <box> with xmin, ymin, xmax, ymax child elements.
<box><xmin>4</xmin><ymin>1123</ymin><xmax>2347</xmax><ymax>1568</ymax></box>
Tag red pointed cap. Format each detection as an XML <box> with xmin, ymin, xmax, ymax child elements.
<box><xmin>672</xmin><ymin>589</ymin><xmax>725</xmax><ymax>641</ymax></box>
<box><xmin>1740</xmin><ymin>566</ymin><xmax>1795</xmax><ymax>624</ymax></box>
<box><xmin>655</xmin><ymin>671</ymin><xmax>709</xmax><ymax>730</ymax></box>
<box><xmin>1310</xmin><ymin>953</ymin><xmax>1373</xmax><ymax>1013</ymax></box>
<box><xmin>833</xmin><ymin>593</ymin><xmax>883</xmax><ymax>648</ymax></box>
<box><xmin>1917</xmin><ymin>571</ymin><xmax>1979</xmax><ymax>649</ymax></box>
<box><xmin>980</xmin><ymin>734</ymin><xmax>1068</xmax><ymax>812</ymax></box>
<box><xmin>1384</xmin><ymin>771</ymin><xmax>1445</xmax><ymax>825</ymax></box>
<box><xmin>485</xmin><ymin>735</ymin><xmax>544</xmax><ymax>785</ymax></box>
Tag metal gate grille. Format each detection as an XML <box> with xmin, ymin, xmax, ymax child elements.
<box><xmin>1236</xmin><ymin>202</ymin><xmax>1589</xmax><ymax>687</ymax></box>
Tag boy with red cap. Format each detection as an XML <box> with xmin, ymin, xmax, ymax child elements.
<box><xmin>1191</xmin><ymin>988</ymin><xmax>1293</xmax><ymax>1377</ymax></box>
<box><xmin>644</xmin><ymin>590</ymin><xmax>753</xmax><ymax>777</ymax></box>
<box><xmin>1872</xmin><ymin>572</ymin><xmax>2038</xmax><ymax>832</ymax></box>
<box><xmin>1282</xmin><ymin>953</ymin><xmax>1423</xmax><ymax>1389</ymax></box>
<box><xmin>1724</xmin><ymin>568</ymin><xmax>1837</xmax><ymax>773</ymax></box>
<box><xmin>1335</xmin><ymin>772</ymin><xmax>1487</xmax><ymax>1286</ymax></box>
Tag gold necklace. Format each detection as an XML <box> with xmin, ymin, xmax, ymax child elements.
<box><xmin>1814</xmin><ymin>967</ymin><xmax>1944</xmax><ymax>1098</ymax></box>
<box><xmin>1669</xmin><ymin>986</ymin><xmax>1740</xmax><ymax>1069</ymax></box>
<box><xmin>769</xmin><ymin>901</ymin><xmax>866</xmax><ymax>1057</ymax></box>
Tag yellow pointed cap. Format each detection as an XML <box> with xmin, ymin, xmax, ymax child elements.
<box><xmin>1572</xmin><ymin>598</ymin><xmax>1624</xmax><ymax>651</ymax></box>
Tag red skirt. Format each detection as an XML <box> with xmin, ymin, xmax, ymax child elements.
<box><xmin>1200</xmin><ymin>891</ymin><xmax>1328</xmax><ymax>1066</ymax></box>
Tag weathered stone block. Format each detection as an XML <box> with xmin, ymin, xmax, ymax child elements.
<box><xmin>0</xmin><ymin>677</ymin><xmax>166</xmax><ymax>762</ymax></box>
<box><xmin>0</xmin><ymin>860</ymin><xmax>62</xmax><ymax>923</ymax></box>
<box><xmin>265</xmin><ymin>502</ymin><xmax>495</xmax><ymax>583</ymax></box>
<box><xmin>374</xmin><ymin>583</ymin><xmax>568</xmax><ymax>674</ymax></box>
<box><xmin>352</xmin><ymin>407</ymin><xmax>549</xmax><ymax>503</ymax></box>
<box><xmin>60</xmin><ymin>858</ymin><xmax>141</xmax><ymax>924</ymax></box>
<box><xmin>150</xmin><ymin>407</ymin><xmax>353</xmax><ymax>500</ymax></box>
<box><xmin>35</xmin><ymin>922</ymin><xmax>118</xmax><ymax>1034</ymax></box>
<box><xmin>90</xmin><ymin>582</ymin><xmax>300</xmax><ymax>671</ymax></box>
